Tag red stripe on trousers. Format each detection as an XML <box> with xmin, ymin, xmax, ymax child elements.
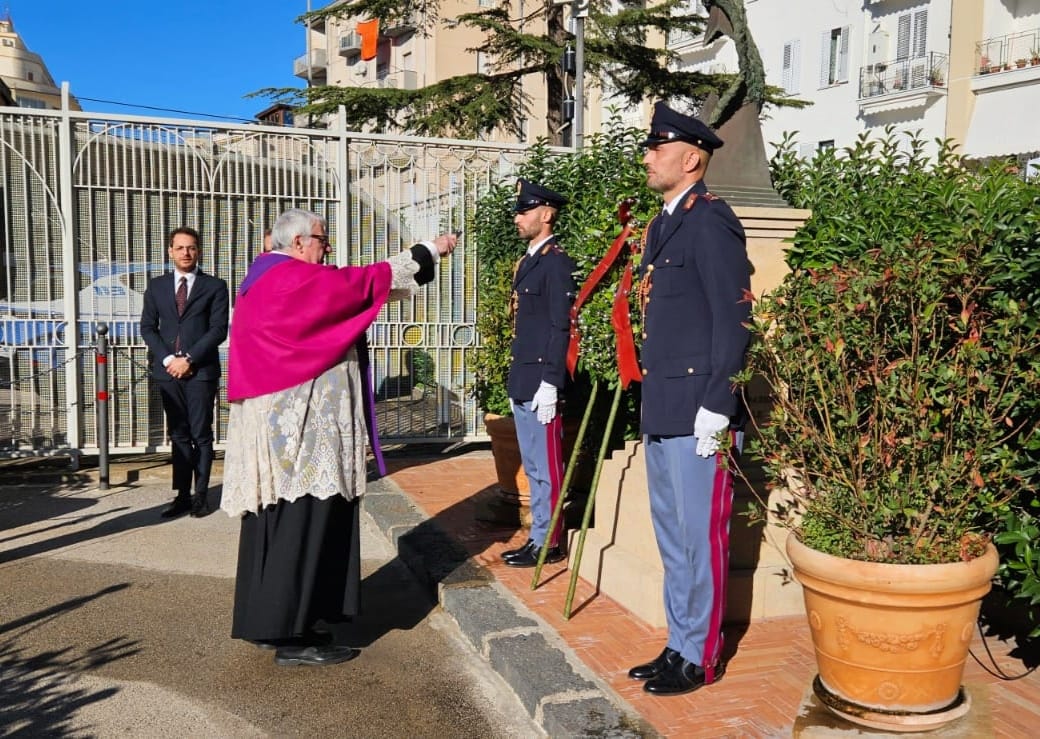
<box><xmin>702</xmin><ymin>430</ymin><xmax>736</xmax><ymax>683</ymax></box>
<box><xmin>544</xmin><ymin>413</ymin><xmax>564</xmax><ymax>547</ymax></box>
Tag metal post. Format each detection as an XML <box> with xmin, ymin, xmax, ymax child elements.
<box><xmin>95</xmin><ymin>323</ymin><xmax>110</xmax><ymax>490</ymax></box>
<box><xmin>59</xmin><ymin>81</ymin><xmax>81</xmax><ymax>450</ymax></box>
<box><xmin>574</xmin><ymin>0</ymin><xmax>587</xmax><ymax>149</ymax></box>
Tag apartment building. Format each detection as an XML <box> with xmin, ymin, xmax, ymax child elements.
<box><xmin>289</xmin><ymin>2</ymin><xmax>1039</xmax><ymax>170</ymax></box>
<box><xmin>293</xmin><ymin>1</ymin><xmax>553</xmax><ymax>143</ymax></box>
<box><xmin>664</xmin><ymin>0</ymin><xmax>1038</xmax><ymax>168</ymax></box>
<box><xmin>0</xmin><ymin>15</ymin><xmax>80</xmax><ymax>111</ymax></box>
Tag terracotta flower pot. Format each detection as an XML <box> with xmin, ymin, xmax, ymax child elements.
<box><xmin>483</xmin><ymin>412</ymin><xmax>530</xmax><ymax>497</ymax></box>
<box><xmin>787</xmin><ymin>535</ymin><xmax>999</xmax><ymax>733</ymax></box>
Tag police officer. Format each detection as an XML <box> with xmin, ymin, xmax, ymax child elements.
<box><xmin>500</xmin><ymin>179</ymin><xmax>578</xmax><ymax>568</ymax></box>
<box><xmin>627</xmin><ymin>102</ymin><xmax>751</xmax><ymax>694</ymax></box>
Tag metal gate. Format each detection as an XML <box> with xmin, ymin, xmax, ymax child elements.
<box><xmin>0</xmin><ymin>99</ymin><xmax>531</xmax><ymax>457</ymax></box>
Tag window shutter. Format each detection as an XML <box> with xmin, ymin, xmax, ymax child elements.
<box><xmin>820</xmin><ymin>30</ymin><xmax>831</xmax><ymax>87</ymax></box>
<box><xmin>896</xmin><ymin>14</ymin><xmax>911</xmax><ymax>60</ymax></box>
<box><xmin>837</xmin><ymin>26</ymin><xmax>850</xmax><ymax>82</ymax></box>
<box><xmin>792</xmin><ymin>39</ymin><xmax>802</xmax><ymax>93</ymax></box>
<box><xmin>913</xmin><ymin>9</ymin><xmax>928</xmax><ymax>58</ymax></box>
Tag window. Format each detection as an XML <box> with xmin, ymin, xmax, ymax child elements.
<box><xmin>18</xmin><ymin>97</ymin><xmax>47</xmax><ymax>109</ymax></box>
<box><xmin>818</xmin><ymin>140</ymin><xmax>835</xmax><ymax>151</ymax></box>
<box><xmin>476</xmin><ymin>50</ymin><xmax>490</xmax><ymax>75</ymax></box>
<box><xmin>26</xmin><ymin>71</ymin><xmax>34</xmax><ymax>82</ymax></box>
<box><xmin>782</xmin><ymin>40</ymin><xmax>801</xmax><ymax>94</ymax></box>
<box><xmin>896</xmin><ymin>9</ymin><xmax>927</xmax><ymax>61</ymax></box>
<box><xmin>819</xmin><ymin>26</ymin><xmax>850</xmax><ymax>87</ymax></box>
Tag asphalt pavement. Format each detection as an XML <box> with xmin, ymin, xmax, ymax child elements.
<box><xmin>0</xmin><ymin>452</ymin><xmax>652</xmax><ymax>738</ymax></box>
<box><xmin>0</xmin><ymin>455</ymin><xmax>540</xmax><ymax>737</ymax></box>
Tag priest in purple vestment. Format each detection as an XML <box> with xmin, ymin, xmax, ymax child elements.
<box><xmin>221</xmin><ymin>208</ymin><xmax>456</xmax><ymax>667</ymax></box>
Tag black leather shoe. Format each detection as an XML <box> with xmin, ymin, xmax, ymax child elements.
<box><xmin>160</xmin><ymin>496</ymin><xmax>192</xmax><ymax>518</ymax></box>
<box><xmin>190</xmin><ymin>493</ymin><xmax>210</xmax><ymax>517</ymax></box>
<box><xmin>503</xmin><ymin>541</ymin><xmax>565</xmax><ymax>568</ymax></box>
<box><xmin>643</xmin><ymin>658</ymin><xmax>725</xmax><ymax>695</ymax></box>
<box><xmin>501</xmin><ymin>539</ymin><xmax>535</xmax><ymax>560</ymax></box>
<box><xmin>274</xmin><ymin>644</ymin><xmax>360</xmax><ymax>666</ymax></box>
<box><xmin>628</xmin><ymin>646</ymin><xmax>682</xmax><ymax>680</ymax></box>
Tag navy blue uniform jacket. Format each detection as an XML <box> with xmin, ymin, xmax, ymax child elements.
<box><xmin>506</xmin><ymin>238</ymin><xmax>578</xmax><ymax>402</ymax></box>
<box><xmin>140</xmin><ymin>271</ymin><xmax>230</xmax><ymax>382</ymax></box>
<box><xmin>638</xmin><ymin>180</ymin><xmax>750</xmax><ymax>436</ymax></box>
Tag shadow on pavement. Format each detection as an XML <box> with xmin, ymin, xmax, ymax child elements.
<box><xmin>0</xmin><ymin>497</ymin><xmax>167</xmax><ymax>566</ymax></box>
<box><xmin>0</xmin><ymin>584</ymin><xmax>140</xmax><ymax>736</ymax></box>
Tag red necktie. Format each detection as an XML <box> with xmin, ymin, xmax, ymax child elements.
<box><xmin>176</xmin><ymin>276</ymin><xmax>188</xmax><ymax>316</ymax></box>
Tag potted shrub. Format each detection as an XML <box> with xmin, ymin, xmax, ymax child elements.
<box><xmin>747</xmin><ymin>131</ymin><xmax>1040</xmax><ymax>731</ymax></box>
<box><xmin>1016</xmin><ymin>58</ymin><xmax>1028</xmax><ymax>69</ymax></box>
<box><xmin>1031</xmin><ymin>48</ymin><xmax>1040</xmax><ymax>66</ymax></box>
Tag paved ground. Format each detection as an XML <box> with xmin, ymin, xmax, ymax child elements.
<box><xmin>3</xmin><ymin>449</ymin><xmax>1037</xmax><ymax>738</ymax></box>
<box><xmin>0</xmin><ymin>458</ymin><xmax>540</xmax><ymax>738</ymax></box>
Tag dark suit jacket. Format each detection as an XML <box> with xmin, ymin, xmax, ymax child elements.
<box><xmin>507</xmin><ymin>237</ymin><xmax>578</xmax><ymax>402</ymax></box>
<box><xmin>140</xmin><ymin>271</ymin><xmax>230</xmax><ymax>382</ymax></box>
<box><xmin>638</xmin><ymin>180</ymin><xmax>751</xmax><ymax>436</ymax></box>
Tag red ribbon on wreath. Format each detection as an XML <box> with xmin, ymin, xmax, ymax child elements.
<box><xmin>566</xmin><ymin>199</ymin><xmax>644</xmax><ymax>389</ymax></box>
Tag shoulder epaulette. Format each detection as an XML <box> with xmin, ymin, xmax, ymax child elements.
<box><xmin>682</xmin><ymin>191</ymin><xmax>721</xmax><ymax>212</ymax></box>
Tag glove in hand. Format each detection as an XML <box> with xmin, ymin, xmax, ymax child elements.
<box><xmin>530</xmin><ymin>382</ymin><xmax>558</xmax><ymax>425</ymax></box>
<box><xmin>694</xmin><ymin>407</ymin><xmax>730</xmax><ymax>458</ymax></box>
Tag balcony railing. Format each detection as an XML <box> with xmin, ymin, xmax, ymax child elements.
<box><xmin>339</xmin><ymin>32</ymin><xmax>362</xmax><ymax>57</ymax></box>
<box><xmin>384</xmin><ymin>13</ymin><xmax>418</xmax><ymax>38</ymax></box>
<box><xmin>293</xmin><ymin>49</ymin><xmax>328</xmax><ymax>80</ymax></box>
<box><xmin>858</xmin><ymin>52</ymin><xmax>948</xmax><ymax>99</ymax></box>
<box><xmin>977</xmin><ymin>28</ymin><xmax>1040</xmax><ymax>74</ymax></box>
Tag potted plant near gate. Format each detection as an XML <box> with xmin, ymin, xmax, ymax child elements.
<box><xmin>744</xmin><ymin>132</ymin><xmax>1040</xmax><ymax>732</ymax></box>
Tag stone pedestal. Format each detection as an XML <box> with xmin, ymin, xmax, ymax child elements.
<box><xmin>571</xmin><ymin>441</ymin><xmax>805</xmax><ymax>627</ymax></box>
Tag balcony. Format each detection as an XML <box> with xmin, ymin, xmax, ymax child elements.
<box><xmin>293</xmin><ymin>49</ymin><xmax>328</xmax><ymax>80</ymax></box>
<box><xmin>377</xmin><ymin>71</ymin><xmax>418</xmax><ymax>90</ymax></box>
<box><xmin>667</xmin><ymin>27</ymin><xmax>702</xmax><ymax>51</ymax></box>
<box><xmin>383</xmin><ymin>13</ymin><xmax>418</xmax><ymax>38</ymax></box>
<box><xmin>339</xmin><ymin>31</ymin><xmax>362</xmax><ymax>57</ymax></box>
<box><xmin>858</xmin><ymin>52</ymin><xmax>947</xmax><ymax>108</ymax></box>
<box><xmin>976</xmin><ymin>28</ymin><xmax>1040</xmax><ymax>76</ymax></box>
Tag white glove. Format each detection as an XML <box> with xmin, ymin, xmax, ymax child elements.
<box><xmin>694</xmin><ymin>407</ymin><xmax>730</xmax><ymax>458</ymax></box>
<box><xmin>530</xmin><ymin>382</ymin><xmax>558</xmax><ymax>425</ymax></box>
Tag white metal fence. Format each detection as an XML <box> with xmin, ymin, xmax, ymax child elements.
<box><xmin>0</xmin><ymin>99</ymin><xmax>531</xmax><ymax>457</ymax></box>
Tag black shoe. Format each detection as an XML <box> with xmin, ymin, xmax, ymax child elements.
<box><xmin>501</xmin><ymin>539</ymin><xmax>535</xmax><ymax>560</ymax></box>
<box><xmin>643</xmin><ymin>658</ymin><xmax>724</xmax><ymax>695</ymax></box>
<box><xmin>503</xmin><ymin>541</ymin><xmax>565</xmax><ymax>568</ymax></box>
<box><xmin>628</xmin><ymin>646</ymin><xmax>682</xmax><ymax>680</ymax></box>
<box><xmin>160</xmin><ymin>496</ymin><xmax>192</xmax><ymax>518</ymax></box>
<box><xmin>274</xmin><ymin>644</ymin><xmax>360</xmax><ymax>666</ymax></box>
<box><xmin>190</xmin><ymin>493</ymin><xmax>210</xmax><ymax>517</ymax></box>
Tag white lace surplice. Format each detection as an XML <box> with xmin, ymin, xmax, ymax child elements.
<box><xmin>221</xmin><ymin>251</ymin><xmax>421</xmax><ymax>518</ymax></box>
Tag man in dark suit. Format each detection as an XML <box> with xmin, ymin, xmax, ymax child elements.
<box><xmin>499</xmin><ymin>179</ymin><xmax>578</xmax><ymax>568</ymax></box>
<box><xmin>626</xmin><ymin>103</ymin><xmax>751</xmax><ymax>695</ymax></box>
<box><xmin>140</xmin><ymin>227</ymin><xmax>229</xmax><ymax>518</ymax></box>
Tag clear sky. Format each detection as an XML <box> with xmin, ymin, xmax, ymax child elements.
<box><xmin>8</xmin><ymin>0</ymin><xmax>315</xmax><ymax>123</ymax></box>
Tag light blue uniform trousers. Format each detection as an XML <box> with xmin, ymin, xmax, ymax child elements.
<box><xmin>644</xmin><ymin>431</ymin><xmax>742</xmax><ymax>672</ymax></box>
